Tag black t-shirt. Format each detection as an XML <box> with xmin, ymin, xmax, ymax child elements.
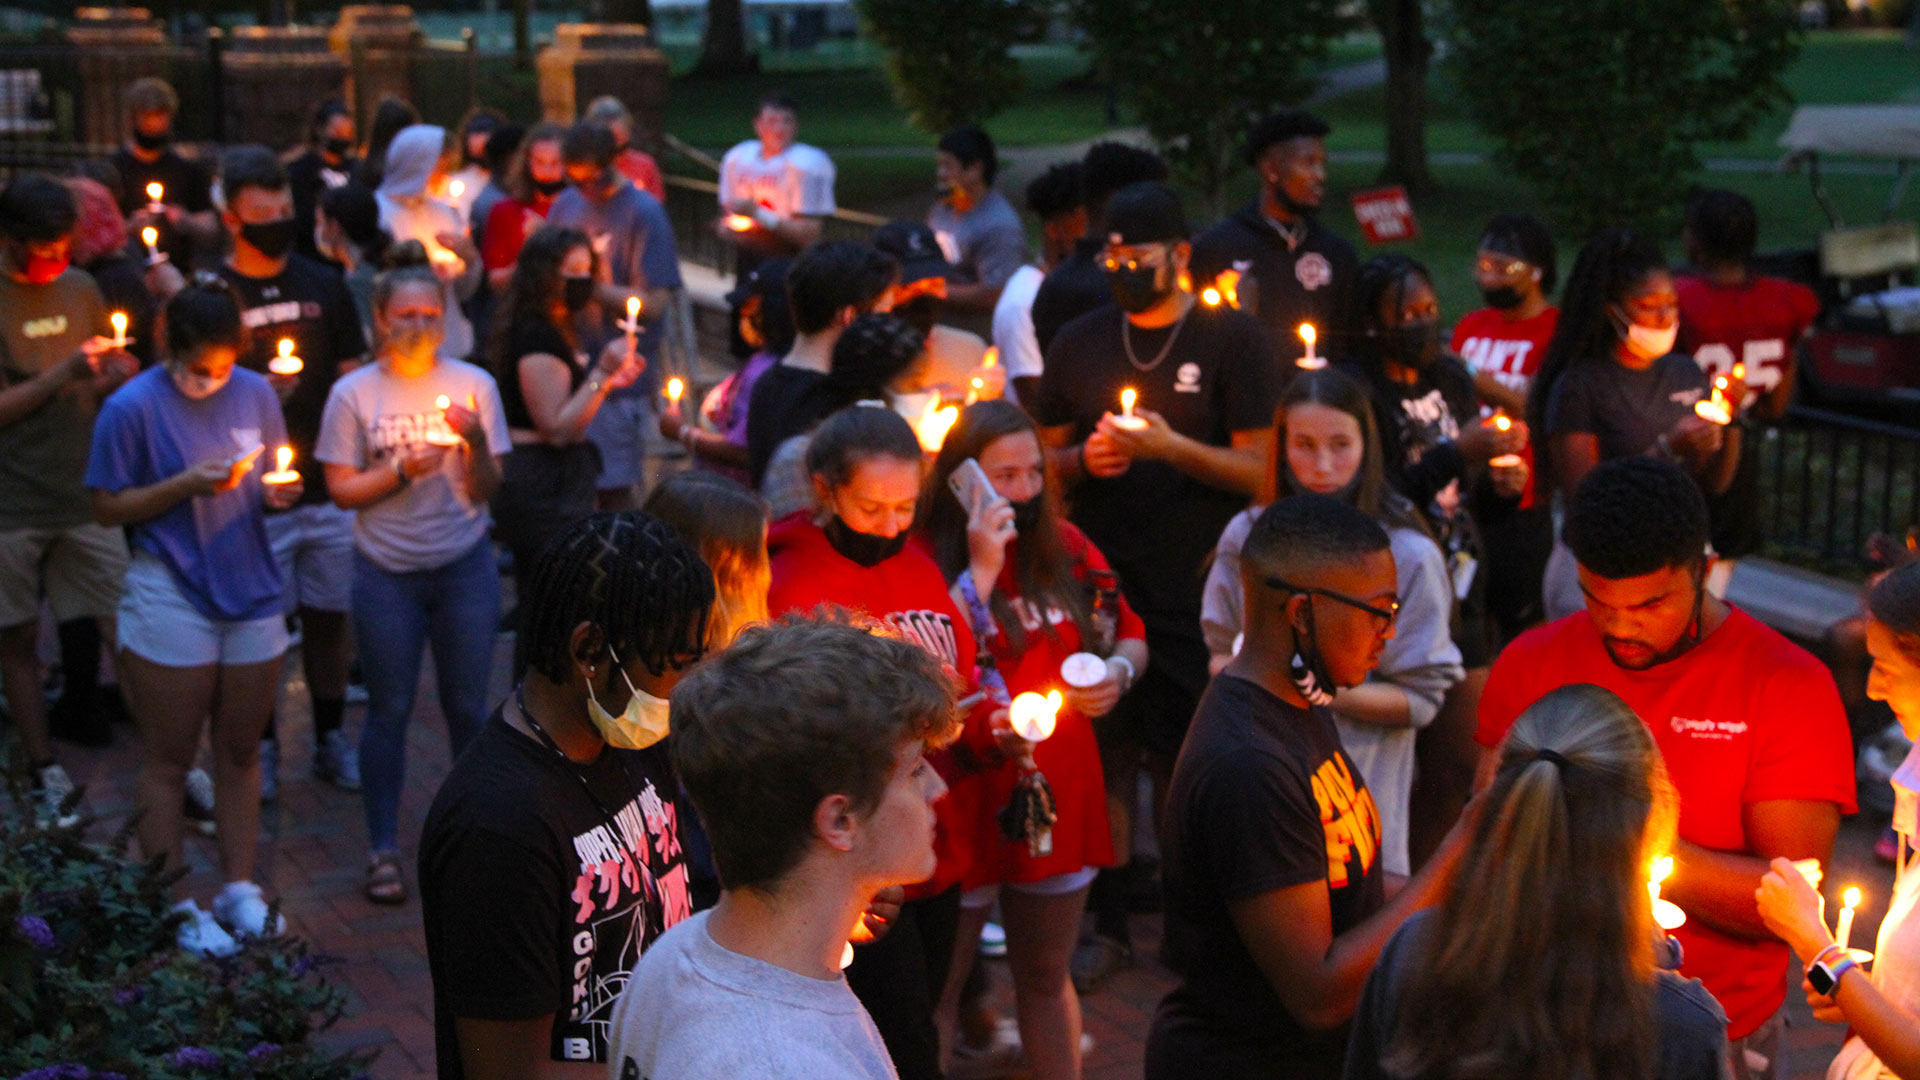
<box><xmin>109</xmin><ymin>146</ymin><xmax>214</xmax><ymax>269</ymax></box>
<box><xmin>498</xmin><ymin>319</ymin><xmax>589</xmax><ymax>430</ymax></box>
<box><xmin>1340</xmin><ymin>354</ymin><xmax>1477</xmax><ymax>514</ymax></box>
<box><xmin>421</xmin><ymin>710</ymin><xmax>694</xmax><ymax>1078</ymax></box>
<box><xmin>83</xmin><ymin>253</ymin><xmax>158</xmax><ymax>369</ymax></box>
<box><xmin>1543</xmin><ymin>352</ymin><xmax>1709</xmax><ymax>463</ymax></box>
<box><xmin>217</xmin><ymin>256</ymin><xmax>369</xmax><ymax>505</ymax></box>
<box><xmin>286</xmin><ymin>149</ymin><xmax>357</xmax><ymax>266</ymax></box>
<box><xmin>744</xmin><ymin>363</ymin><xmax>834</xmax><ymax>486</ymax></box>
<box><xmin>1189</xmin><ymin>203</ymin><xmax>1361</xmax><ymax>365</ymax></box>
<box><xmin>1034</xmin><ymin>301</ymin><xmax>1279</xmax><ymax>658</ymax></box>
<box><xmin>1029</xmin><ymin>238</ymin><xmax>1109</xmax><ymax>356</ymax></box>
<box><xmin>1148</xmin><ymin>674</ymin><xmax>1387</xmax><ymax>1080</ymax></box>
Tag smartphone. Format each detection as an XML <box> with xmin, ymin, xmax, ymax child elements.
<box><xmin>947</xmin><ymin>457</ymin><xmax>995</xmax><ymax>522</ymax></box>
<box><xmin>227</xmin><ymin>443</ymin><xmax>265</xmax><ymax>471</ymax></box>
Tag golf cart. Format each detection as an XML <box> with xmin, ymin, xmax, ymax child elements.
<box><xmin>1778</xmin><ymin>104</ymin><xmax>1920</xmax><ymax>415</ymax></box>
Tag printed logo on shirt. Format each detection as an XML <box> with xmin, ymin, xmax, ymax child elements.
<box><xmin>1008</xmin><ymin>598</ymin><xmax>1071</xmax><ymax>635</ymax></box>
<box><xmin>1669</xmin><ymin>388</ymin><xmax>1705</xmax><ymax>405</ymax></box>
<box><xmin>21</xmin><ymin>314</ymin><xmax>67</xmax><ymax>339</ymax></box>
<box><xmin>241</xmin><ymin>300</ymin><xmax>319</xmax><ymax>330</ymax></box>
<box><xmin>367</xmin><ymin>410</ymin><xmax>461</xmax><ymax>458</ymax></box>
<box><xmin>1174</xmin><ymin>362</ymin><xmax>1202</xmax><ymax>393</ymax></box>
<box><xmin>1669</xmin><ymin>715</ymin><xmax>1749</xmax><ymax>741</ymax></box>
<box><xmin>1295</xmin><ymin>251</ymin><xmax>1332</xmax><ymax>291</ymax></box>
<box><xmin>1394</xmin><ymin>388</ymin><xmax>1461</xmax><ymax>463</ymax></box>
<box><xmin>888</xmin><ymin>609</ymin><xmax>962</xmax><ymax>670</ymax></box>
<box><xmin>1458</xmin><ymin>336</ymin><xmax>1535</xmax><ymax>386</ymax></box>
<box><xmin>1310</xmin><ymin>753</ymin><xmax>1380</xmax><ymax>888</ymax></box>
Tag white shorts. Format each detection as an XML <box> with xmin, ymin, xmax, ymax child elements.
<box><xmin>267</xmin><ymin>502</ymin><xmax>355</xmax><ymax>614</ymax></box>
<box><xmin>118</xmin><ymin>553</ymin><xmax>289</xmax><ymax>668</ymax></box>
<box><xmin>961</xmin><ymin>866</ymin><xmax>1099</xmax><ymax>909</ymax></box>
<box><xmin>586</xmin><ymin>394</ymin><xmax>655</xmax><ymax>492</ymax></box>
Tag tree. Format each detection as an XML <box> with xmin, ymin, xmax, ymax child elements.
<box><xmin>698</xmin><ymin>0</ymin><xmax>758</xmax><ymax>77</ymax></box>
<box><xmin>855</xmin><ymin>0</ymin><xmax>1033</xmax><ymax>133</ymax></box>
<box><xmin>1446</xmin><ymin>0</ymin><xmax>1802</xmax><ymax>236</ymax></box>
<box><xmin>1371</xmin><ymin>0</ymin><xmax>1434</xmax><ymax>191</ymax></box>
<box><xmin>1069</xmin><ymin>0</ymin><xmax>1354</xmax><ymax>210</ymax></box>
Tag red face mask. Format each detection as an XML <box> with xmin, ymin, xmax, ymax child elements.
<box><xmin>21</xmin><ymin>250</ymin><xmax>68</xmax><ymax>285</ymax></box>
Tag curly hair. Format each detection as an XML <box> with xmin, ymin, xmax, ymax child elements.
<box><xmin>487</xmin><ymin>224</ymin><xmax>593</xmax><ymax>382</ymax></box>
<box><xmin>1563</xmin><ymin>457</ymin><xmax>1709</xmax><ymax>580</ymax></box>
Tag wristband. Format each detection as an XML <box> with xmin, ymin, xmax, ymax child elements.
<box><xmin>1108</xmin><ymin>654</ymin><xmax>1136</xmax><ymax>694</ymax></box>
<box><xmin>1808</xmin><ymin>942</ymin><xmax>1847</xmax><ymax>971</ymax></box>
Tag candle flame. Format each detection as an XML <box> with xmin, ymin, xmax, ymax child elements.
<box><xmin>110</xmin><ymin>311</ymin><xmax>127</xmax><ymax>334</ymax></box>
<box><xmin>627</xmin><ymin>296</ymin><xmax>641</xmax><ymax>319</ymax></box>
<box><xmin>1299</xmin><ymin>324</ymin><xmax>1316</xmax><ymax>347</ymax></box>
<box><xmin>1200</xmin><ymin>286</ymin><xmax>1222</xmax><ymax>307</ymax></box>
<box><xmin>1216</xmin><ymin>269</ymin><xmax>1241</xmax><ymax>308</ymax></box>
<box><xmin>1494</xmin><ymin>415</ymin><xmax>1512</xmax><ymax>432</ymax></box>
<box><xmin>278</xmin><ymin>338</ymin><xmax>295</xmax><ymax>358</ymax></box>
<box><xmin>1844</xmin><ymin>886</ymin><xmax>1861</xmax><ymax>910</ymax></box>
<box><xmin>448</xmin><ymin>179</ymin><xmax>464</xmax><ymax>200</ymax></box>
<box><xmin>436</xmin><ymin>395</ymin><xmax>451</xmax><ymax>410</ymax></box>
<box><xmin>725</xmin><ymin>214</ymin><xmax>757</xmax><ymax>232</ymax></box>
<box><xmin>142</xmin><ymin>226</ymin><xmax>158</xmax><ymax>247</ymax></box>
<box><xmin>276</xmin><ymin>445</ymin><xmax>292</xmax><ymax>472</ymax></box>
<box><xmin>972</xmin><ymin>376</ymin><xmax>984</xmax><ymax>391</ymax></box>
<box><xmin>1731</xmin><ymin>363</ymin><xmax>1746</xmax><ymax>381</ymax></box>
<box><xmin>1651</xmin><ymin>856</ymin><xmax>1673</xmax><ymax>886</ymax></box>
<box><xmin>145</xmin><ymin>182</ymin><xmax>162</xmax><ymax>202</ymax></box>
<box><xmin>1120</xmin><ymin>388</ymin><xmax>1137</xmax><ymax>412</ymax></box>
<box><xmin>981</xmin><ymin>346</ymin><xmax>998</xmax><ymax>368</ymax></box>
<box><xmin>1009</xmin><ymin>689</ymin><xmax>1064</xmax><ymax>742</ymax></box>
<box><xmin>667</xmin><ymin>377</ymin><xmax>684</xmax><ymax>402</ymax></box>
<box><xmin>915</xmin><ymin>397</ymin><xmax>959</xmax><ymax>452</ymax></box>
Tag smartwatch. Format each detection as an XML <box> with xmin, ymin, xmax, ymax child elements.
<box><xmin>1807</xmin><ymin>953</ymin><xmax>1857</xmax><ymax>997</ymax></box>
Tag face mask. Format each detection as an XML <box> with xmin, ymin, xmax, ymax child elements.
<box><xmin>1382</xmin><ymin>319</ymin><xmax>1439</xmax><ymax>369</ymax></box>
<box><xmin>584</xmin><ymin>647</ymin><xmax>672</xmax><ymax>750</ymax></box>
<box><xmin>1481</xmin><ymin>284</ymin><xmax>1525</xmax><ymax>310</ymax></box>
<box><xmin>533</xmin><ymin>177</ymin><xmax>566</xmax><ymax>197</ymax></box>
<box><xmin>1614</xmin><ymin>308</ymin><xmax>1678</xmax><ymax>361</ymax></box>
<box><xmin>1272</xmin><ymin>184</ymin><xmax>1318</xmax><ymax>220</ymax></box>
<box><xmin>386</xmin><ymin>323</ymin><xmax>442</xmax><ymax>361</ymax></box>
<box><xmin>240</xmin><ymin>218</ymin><xmax>298</xmax><ymax>260</ymax></box>
<box><xmin>324</xmin><ymin>136</ymin><xmax>354</xmax><ymax>159</ymax></box>
<box><xmin>1287</xmin><ymin>600</ymin><xmax>1337</xmax><ymax>706</ymax></box>
<box><xmin>132</xmin><ymin>128</ymin><xmax>171</xmax><ymax>152</ymax></box>
<box><xmin>824</xmin><ymin>515</ymin><xmax>909</xmax><ymax>568</ymax></box>
<box><xmin>20</xmin><ymin>250</ymin><xmax>68</xmax><ymax>285</ymax></box>
<box><xmin>1009</xmin><ymin>496</ymin><xmax>1043</xmax><ymax>535</ymax></box>
<box><xmin>170</xmin><ymin>366</ymin><xmax>229</xmax><ymax>400</ymax></box>
<box><xmin>1107</xmin><ymin>264</ymin><xmax>1170</xmax><ymax>315</ymax></box>
<box><xmin>562</xmin><ymin>275</ymin><xmax>595</xmax><ymax>313</ymax></box>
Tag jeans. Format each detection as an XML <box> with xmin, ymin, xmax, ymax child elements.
<box><xmin>351</xmin><ymin>538</ymin><xmax>500</xmax><ymax>853</ymax></box>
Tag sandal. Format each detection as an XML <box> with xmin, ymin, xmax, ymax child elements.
<box><xmin>365</xmin><ymin>852</ymin><xmax>408</xmax><ymax>905</ymax></box>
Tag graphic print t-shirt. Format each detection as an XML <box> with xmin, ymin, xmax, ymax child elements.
<box><xmin>421</xmin><ymin>712</ymin><xmax>693</xmax><ymax>1079</ymax></box>
<box><xmin>1149</xmin><ymin>674</ymin><xmax>1385</xmax><ymax>1080</ymax></box>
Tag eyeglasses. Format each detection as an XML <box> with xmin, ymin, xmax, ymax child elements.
<box><xmin>1474</xmin><ymin>256</ymin><xmax>1531</xmax><ymax>278</ymax></box>
<box><xmin>1100</xmin><ymin>245</ymin><xmax>1170</xmax><ymax>274</ymax></box>
<box><xmin>1265</xmin><ymin>575</ymin><xmax>1401</xmax><ymax>624</ymax></box>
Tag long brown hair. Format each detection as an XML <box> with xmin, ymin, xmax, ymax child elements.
<box><xmin>643</xmin><ymin>471</ymin><xmax>771</xmax><ymax>648</ymax></box>
<box><xmin>504</xmin><ymin>121</ymin><xmax>566</xmax><ymax>205</ymax></box>
<box><xmin>922</xmin><ymin>400</ymin><xmax>1093</xmax><ymax>654</ymax></box>
<box><xmin>1265</xmin><ymin>366</ymin><xmax>1427</xmax><ymax>537</ymax></box>
<box><xmin>1381</xmin><ymin>683</ymin><xmax>1677</xmax><ymax>1080</ymax></box>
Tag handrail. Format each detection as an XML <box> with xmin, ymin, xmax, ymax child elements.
<box><xmin>661</xmin><ymin>172</ymin><xmax>891</xmax><ymax>228</ymax></box>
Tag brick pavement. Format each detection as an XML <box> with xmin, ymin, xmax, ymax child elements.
<box><xmin>36</xmin><ymin>626</ymin><xmax>1900</xmax><ymax>1080</ymax></box>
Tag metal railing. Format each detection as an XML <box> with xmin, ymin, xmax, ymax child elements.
<box><xmin>660</xmin><ymin>171</ymin><xmax>887</xmax><ymax>275</ymax></box>
<box><xmin>1758</xmin><ymin>406</ymin><xmax>1920</xmax><ymax>571</ymax></box>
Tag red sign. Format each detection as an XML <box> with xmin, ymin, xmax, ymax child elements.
<box><xmin>1351</xmin><ymin>186</ymin><xmax>1420</xmax><ymax>244</ymax></box>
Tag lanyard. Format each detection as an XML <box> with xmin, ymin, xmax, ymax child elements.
<box><xmin>512</xmin><ymin>686</ymin><xmax>647</xmax><ymax>870</ymax></box>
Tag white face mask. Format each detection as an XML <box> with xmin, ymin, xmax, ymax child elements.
<box><xmin>584</xmin><ymin>647</ymin><xmax>671</xmax><ymax>750</ymax></box>
<box><xmin>170</xmin><ymin>366</ymin><xmax>229</xmax><ymax>400</ymax></box>
<box><xmin>1615</xmin><ymin>309</ymin><xmax>1678</xmax><ymax>361</ymax></box>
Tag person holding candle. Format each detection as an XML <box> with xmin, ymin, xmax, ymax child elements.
<box><xmin>0</xmin><ymin>173</ymin><xmax>138</xmax><ymax>824</ymax></box>
<box><xmin>766</xmin><ymin>404</ymin><xmax>1004</xmax><ymax>1080</ymax></box>
<box><xmin>992</xmin><ymin>162</ymin><xmax>1087</xmax><ymax>406</ymax></box>
<box><xmin>1477</xmin><ymin>456</ymin><xmax>1855</xmax><ymax>1080</ymax></box>
<box><xmin>928</xmin><ymin>125</ymin><xmax>1029</xmax><ymax>316</ymax></box>
<box><xmin>86</xmin><ymin>276</ymin><xmax>299</xmax><ymax>954</ymax></box>
<box><xmin>922</xmin><ymin>400</ymin><xmax>1148</xmax><ymax>1079</ymax></box>
<box><xmin>873</xmin><ymin>220</ymin><xmax>994</xmax><ymax>399</ymax></box>
<box><xmin>315</xmin><ymin>261</ymin><xmax>510</xmax><ymax>905</ymax></box>
<box><xmin>1751</xmin><ymin>560</ymin><xmax>1920</xmax><ymax>1080</ymax></box>
<box><xmin>1344</xmin><ymin>682</ymin><xmax>1730</xmax><ymax>1080</ymax></box>
<box><xmin>420</xmin><ymin>511</ymin><xmax>713</xmax><ymax>1080</ymax></box>
<box><xmin>1032</xmin><ymin>180</ymin><xmax>1282</xmax><ymax>986</ymax></box>
<box><xmin>716</xmin><ymin>93</ymin><xmax>837</xmax><ymax>279</ymax></box>
<box><xmin>66</xmin><ymin>175</ymin><xmax>162</xmax><ymax>371</ymax></box>
<box><xmin>444</xmin><ymin>109</ymin><xmax>505</xmax><ymax>229</ymax></box>
<box><xmin>287</xmin><ymin>100</ymin><xmax>358</xmax><ymax>267</ymax></box>
<box><xmin>1188</xmin><ymin>109</ymin><xmax>1361</xmax><ymax>368</ymax></box>
<box><xmin>108</xmin><ymin>78</ymin><xmax>217</xmax><ymax>271</ymax></box>
<box><xmin>487</xmin><ymin>225</ymin><xmax>644</xmax><ymax>582</ymax></box>
<box><xmin>375</xmin><ymin>124</ymin><xmax>484</xmax><ymax>362</ymax></box>
<box><xmin>664</xmin><ymin>258</ymin><xmax>795</xmax><ymax>486</ymax></box>
<box><xmin>1201</xmin><ymin>368</ymin><xmax>1464</xmax><ymax>877</ymax></box>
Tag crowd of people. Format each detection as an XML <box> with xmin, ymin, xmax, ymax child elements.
<box><xmin>3</xmin><ymin>71</ymin><xmax>1917</xmax><ymax>1080</ymax></box>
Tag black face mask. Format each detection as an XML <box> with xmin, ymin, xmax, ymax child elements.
<box><xmin>562</xmin><ymin>275</ymin><xmax>595</xmax><ymax>313</ymax></box>
<box><xmin>1107</xmin><ymin>264</ymin><xmax>1170</xmax><ymax>315</ymax></box>
<box><xmin>241</xmin><ymin>218</ymin><xmax>298</xmax><ymax>260</ymax></box>
<box><xmin>1272</xmin><ymin>185</ymin><xmax>1318</xmax><ymax>221</ymax></box>
<box><xmin>323</xmin><ymin>136</ymin><xmax>354</xmax><ymax>160</ymax></box>
<box><xmin>1382</xmin><ymin>319</ymin><xmax>1439</xmax><ymax>370</ymax></box>
<box><xmin>1481</xmin><ymin>284</ymin><xmax>1525</xmax><ymax>311</ymax></box>
<box><xmin>1009</xmin><ymin>496</ymin><xmax>1043</xmax><ymax>535</ymax></box>
<box><xmin>132</xmin><ymin>128</ymin><xmax>171</xmax><ymax>152</ymax></box>
<box><xmin>823</xmin><ymin>515</ymin><xmax>909</xmax><ymax>568</ymax></box>
<box><xmin>533</xmin><ymin>177</ymin><xmax>567</xmax><ymax>197</ymax></box>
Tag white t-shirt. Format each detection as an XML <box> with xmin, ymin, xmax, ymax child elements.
<box><xmin>607</xmin><ymin>910</ymin><xmax>897</xmax><ymax>1080</ymax></box>
<box><xmin>314</xmin><ymin>359</ymin><xmax>510</xmax><ymax>574</ymax></box>
<box><xmin>718</xmin><ymin>141</ymin><xmax>837</xmax><ymax>219</ymax></box>
<box><xmin>991</xmin><ymin>264</ymin><xmax>1046</xmax><ymax>387</ymax></box>
<box><xmin>1830</xmin><ymin>744</ymin><xmax>1920</xmax><ymax>1080</ymax></box>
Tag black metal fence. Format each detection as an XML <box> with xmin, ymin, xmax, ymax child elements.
<box><xmin>661</xmin><ymin>173</ymin><xmax>885</xmax><ymax>275</ymax></box>
<box><xmin>1758</xmin><ymin>406</ymin><xmax>1920</xmax><ymax>572</ymax></box>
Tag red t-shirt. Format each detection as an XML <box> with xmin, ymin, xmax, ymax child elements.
<box><xmin>767</xmin><ymin>513</ymin><xmax>992</xmax><ymax>899</ymax></box>
<box><xmin>482</xmin><ymin>195</ymin><xmax>554</xmax><ymax>272</ymax></box>
<box><xmin>963</xmin><ymin>521</ymin><xmax>1145</xmax><ymax>888</ymax></box>
<box><xmin>1476</xmin><ymin>608</ymin><xmax>1856</xmax><ymax>1039</ymax></box>
<box><xmin>615</xmin><ymin>148</ymin><xmax>666</xmax><ymax>203</ymax></box>
<box><xmin>1676</xmin><ymin>275</ymin><xmax>1820</xmax><ymax>397</ymax></box>
<box><xmin>1450</xmin><ymin>305</ymin><xmax>1559</xmax><ymax>509</ymax></box>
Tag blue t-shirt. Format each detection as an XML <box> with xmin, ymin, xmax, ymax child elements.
<box><xmin>546</xmin><ymin>179</ymin><xmax>684</xmax><ymax>399</ymax></box>
<box><xmin>86</xmin><ymin>366</ymin><xmax>287</xmax><ymax>622</ymax></box>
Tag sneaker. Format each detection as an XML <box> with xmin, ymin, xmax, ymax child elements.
<box><xmin>344</xmin><ymin>661</ymin><xmax>368</xmax><ymax>705</ymax></box>
<box><xmin>1069</xmin><ymin>934</ymin><xmax>1131</xmax><ymax>995</ymax></box>
<box><xmin>211</xmin><ymin>881</ymin><xmax>285</xmax><ymax>938</ymax></box>
<box><xmin>978</xmin><ymin>920</ymin><xmax>1007</xmax><ymax>958</ymax></box>
<box><xmin>951</xmin><ymin>1018</ymin><xmax>1096</xmax><ymax>1077</ymax></box>
<box><xmin>34</xmin><ymin>763</ymin><xmax>81</xmax><ymax>828</ymax></box>
<box><xmin>312</xmin><ymin>729</ymin><xmax>361</xmax><ymax>791</ymax></box>
<box><xmin>183</xmin><ymin>768</ymin><xmax>216</xmax><ymax>836</ymax></box>
<box><xmin>365</xmin><ymin>851</ymin><xmax>408</xmax><ymax>905</ymax></box>
<box><xmin>173</xmin><ymin>899</ymin><xmax>238</xmax><ymax>957</ymax></box>
<box><xmin>259</xmin><ymin>738</ymin><xmax>279</xmax><ymax>803</ymax></box>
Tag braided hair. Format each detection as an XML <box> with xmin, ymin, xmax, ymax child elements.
<box><xmin>1352</xmin><ymin>253</ymin><xmax>1434</xmax><ymax>372</ymax></box>
<box><xmin>514</xmin><ymin>511</ymin><xmax>717</xmax><ymax>682</ymax></box>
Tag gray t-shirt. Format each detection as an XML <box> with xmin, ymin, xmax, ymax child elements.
<box><xmin>0</xmin><ymin>269</ymin><xmax>108</xmax><ymax>529</ymax></box>
<box><xmin>314</xmin><ymin>358</ymin><xmax>510</xmax><ymax>573</ymax></box>
<box><xmin>929</xmin><ymin>189</ymin><xmax>1028</xmax><ymax>293</ymax></box>
<box><xmin>607</xmin><ymin>909</ymin><xmax>897</xmax><ymax>1080</ymax></box>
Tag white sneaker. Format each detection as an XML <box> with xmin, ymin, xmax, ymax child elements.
<box><xmin>259</xmin><ymin>738</ymin><xmax>279</xmax><ymax>803</ymax></box>
<box><xmin>35</xmin><ymin>763</ymin><xmax>81</xmax><ymax>828</ymax></box>
<box><xmin>979</xmin><ymin>920</ymin><xmax>1007</xmax><ymax>958</ymax></box>
<box><xmin>313</xmin><ymin>728</ymin><xmax>361</xmax><ymax>791</ymax></box>
<box><xmin>211</xmin><ymin>880</ymin><xmax>286</xmax><ymax>938</ymax></box>
<box><xmin>173</xmin><ymin>899</ymin><xmax>239</xmax><ymax>957</ymax></box>
<box><xmin>183</xmin><ymin>768</ymin><xmax>216</xmax><ymax>835</ymax></box>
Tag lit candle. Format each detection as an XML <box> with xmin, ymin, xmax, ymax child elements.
<box><xmin>436</xmin><ymin>394</ymin><xmax>451</xmax><ymax>410</ymax></box>
<box><xmin>981</xmin><ymin>346</ymin><xmax>998</xmax><ymax>369</ymax></box>
<box><xmin>448</xmin><ymin>178</ymin><xmax>465</xmax><ymax>201</ymax></box>
<box><xmin>1694</xmin><ymin>378</ymin><xmax>1733</xmax><ymax>426</ymax></box>
<box><xmin>1835</xmin><ymin>886</ymin><xmax>1861</xmax><ymax>955</ymax></box>
<box><xmin>141</xmin><ymin>226</ymin><xmax>162</xmax><ymax>264</ymax></box>
<box><xmin>666</xmin><ymin>377</ymin><xmax>684</xmax><ymax>406</ymax></box>
<box><xmin>725</xmin><ymin>213</ymin><xmax>757</xmax><ymax>233</ymax></box>
<box><xmin>1486</xmin><ymin>413</ymin><xmax>1523</xmax><ymax>469</ymax></box>
<box><xmin>144</xmin><ymin>181</ymin><xmax>164</xmax><ymax>212</ymax></box>
<box><xmin>262</xmin><ymin>445</ymin><xmax>300</xmax><ymax>485</ymax></box>
<box><xmin>1217</xmin><ymin>269</ymin><xmax>1241</xmax><ymax>308</ymax></box>
<box><xmin>965</xmin><ymin>375</ymin><xmax>985</xmax><ymax>406</ymax></box>
<box><xmin>1200</xmin><ymin>284</ymin><xmax>1222</xmax><ymax>307</ymax></box>
<box><xmin>914</xmin><ymin>396</ymin><xmax>960</xmax><ymax>452</ymax></box>
<box><xmin>1649</xmin><ymin>856</ymin><xmax>1686</xmax><ymax>930</ymax></box>
<box><xmin>1008</xmin><ymin>689</ymin><xmax>1063</xmax><ymax>742</ymax></box>
<box><xmin>1112</xmin><ymin>387</ymin><xmax>1147</xmax><ymax>430</ymax></box>
<box><xmin>1060</xmin><ymin>652</ymin><xmax>1107</xmax><ymax>688</ymax></box>
<box><xmin>109</xmin><ymin>311</ymin><xmax>128</xmax><ymax>350</ymax></box>
<box><xmin>1298</xmin><ymin>323</ymin><xmax>1324</xmax><ymax>369</ymax></box>
<box><xmin>269</xmin><ymin>338</ymin><xmax>303</xmax><ymax>376</ymax></box>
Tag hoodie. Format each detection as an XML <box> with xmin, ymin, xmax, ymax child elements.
<box><xmin>373</xmin><ymin>125</ymin><xmax>476</xmax><ymax>360</ymax></box>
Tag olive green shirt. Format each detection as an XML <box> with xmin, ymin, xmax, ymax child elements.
<box><xmin>0</xmin><ymin>269</ymin><xmax>108</xmax><ymax>528</ymax></box>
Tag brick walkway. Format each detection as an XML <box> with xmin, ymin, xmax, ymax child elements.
<box><xmin>39</xmin><ymin>628</ymin><xmax>1899</xmax><ymax>1080</ymax></box>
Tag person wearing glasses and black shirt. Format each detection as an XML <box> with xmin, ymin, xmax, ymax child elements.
<box><xmin>1148</xmin><ymin>494</ymin><xmax>1468</xmax><ymax>1080</ymax></box>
